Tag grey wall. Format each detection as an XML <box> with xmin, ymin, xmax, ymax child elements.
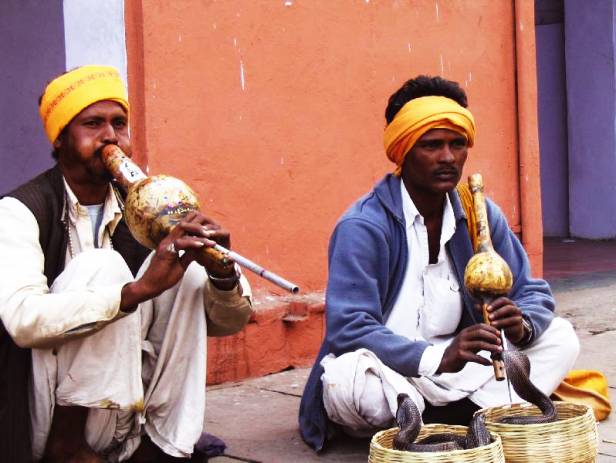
<box><xmin>537</xmin><ymin>23</ymin><xmax>569</xmax><ymax>237</ymax></box>
<box><xmin>565</xmin><ymin>0</ymin><xmax>616</xmax><ymax>238</ymax></box>
<box><xmin>0</xmin><ymin>0</ymin><xmax>65</xmax><ymax>194</ymax></box>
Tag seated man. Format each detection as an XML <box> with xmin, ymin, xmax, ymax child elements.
<box><xmin>0</xmin><ymin>65</ymin><xmax>253</xmax><ymax>462</ymax></box>
<box><xmin>299</xmin><ymin>75</ymin><xmax>579</xmax><ymax>451</ymax></box>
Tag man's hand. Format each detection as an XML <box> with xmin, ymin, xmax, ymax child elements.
<box><xmin>436</xmin><ymin>324</ymin><xmax>502</xmax><ymax>374</ymax></box>
<box><xmin>484</xmin><ymin>297</ymin><xmax>526</xmax><ymax>344</ymax></box>
<box><xmin>120</xmin><ymin>212</ymin><xmax>236</xmax><ymax>311</ymax></box>
<box><xmin>180</xmin><ymin>213</ymin><xmax>234</xmax><ymax>277</ymax></box>
<box><xmin>179</xmin><ymin>213</ymin><xmax>238</xmax><ymax>290</ymax></box>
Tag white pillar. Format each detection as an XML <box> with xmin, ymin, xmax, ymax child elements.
<box><xmin>63</xmin><ymin>0</ymin><xmax>128</xmax><ymax>85</ymax></box>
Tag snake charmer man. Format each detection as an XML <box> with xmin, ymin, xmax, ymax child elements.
<box><xmin>0</xmin><ymin>65</ymin><xmax>253</xmax><ymax>462</ymax></box>
<box><xmin>299</xmin><ymin>75</ymin><xmax>580</xmax><ymax>452</ymax></box>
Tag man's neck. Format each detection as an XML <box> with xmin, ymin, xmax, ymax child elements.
<box><xmin>402</xmin><ymin>180</ymin><xmax>447</xmax><ymax>222</ymax></box>
<box><xmin>62</xmin><ymin>174</ymin><xmax>108</xmax><ymax>205</ymax></box>
<box><xmin>402</xmin><ymin>179</ymin><xmax>449</xmax><ymax>264</ymax></box>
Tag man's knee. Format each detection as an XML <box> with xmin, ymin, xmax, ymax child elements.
<box><xmin>51</xmin><ymin>249</ymin><xmax>133</xmax><ymax>291</ymax></box>
<box><xmin>321</xmin><ymin>349</ymin><xmax>423</xmax><ymax>431</ymax></box>
<box><xmin>71</xmin><ymin>248</ymin><xmax>132</xmax><ymax>276</ymax></box>
<box><xmin>548</xmin><ymin>317</ymin><xmax>580</xmax><ymax>361</ymax></box>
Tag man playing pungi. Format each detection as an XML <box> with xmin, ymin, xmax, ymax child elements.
<box><xmin>299</xmin><ymin>75</ymin><xmax>579</xmax><ymax>451</ymax></box>
<box><xmin>0</xmin><ymin>65</ymin><xmax>252</xmax><ymax>462</ymax></box>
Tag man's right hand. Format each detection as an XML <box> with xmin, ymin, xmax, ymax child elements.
<box><xmin>436</xmin><ymin>323</ymin><xmax>502</xmax><ymax>374</ymax></box>
<box><xmin>120</xmin><ymin>212</ymin><xmax>206</xmax><ymax>312</ymax></box>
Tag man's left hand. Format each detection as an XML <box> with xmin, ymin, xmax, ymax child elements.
<box><xmin>175</xmin><ymin>213</ymin><xmax>238</xmax><ymax>291</ymax></box>
<box><xmin>483</xmin><ymin>297</ymin><xmax>525</xmax><ymax>344</ymax></box>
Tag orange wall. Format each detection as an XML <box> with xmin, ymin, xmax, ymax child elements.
<box><xmin>126</xmin><ymin>1</ymin><xmax>536</xmax><ymax>296</ymax></box>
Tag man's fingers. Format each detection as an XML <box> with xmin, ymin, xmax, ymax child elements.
<box><xmin>177</xmin><ymin>222</ymin><xmax>228</xmax><ymax>242</ymax></box>
<box><xmin>462</xmin><ymin>353</ymin><xmax>493</xmax><ymax>366</ymax></box>
<box><xmin>491</xmin><ymin>315</ymin><xmax>523</xmax><ymax>330</ymax></box>
<box><xmin>488</xmin><ymin>304</ymin><xmax>522</xmax><ymax>325</ymax></box>
<box><xmin>177</xmin><ymin>222</ymin><xmax>220</xmax><ymax>234</ymax></box>
<box><xmin>178</xmin><ymin>221</ymin><xmax>210</xmax><ymax>235</ymax></box>
<box><xmin>175</xmin><ymin>235</ymin><xmax>220</xmax><ymax>250</ymax></box>
<box><xmin>486</xmin><ymin>296</ymin><xmax>512</xmax><ymax>309</ymax></box>
<box><xmin>177</xmin><ymin>211</ymin><xmax>219</xmax><ymax>226</ymax></box>
<box><xmin>464</xmin><ymin>323</ymin><xmax>501</xmax><ymax>340</ymax></box>
<box><xmin>486</xmin><ymin>297</ymin><xmax>517</xmax><ymax>317</ymax></box>
<box><xmin>464</xmin><ymin>339</ymin><xmax>502</xmax><ymax>353</ymax></box>
<box><xmin>489</xmin><ymin>304</ymin><xmax>517</xmax><ymax>317</ymax></box>
<box><xmin>179</xmin><ymin>249</ymin><xmax>196</xmax><ymax>270</ymax></box>
<box><xmin>451</xmin><ymin>336</ymin><xmax>502</xmax><ymax>357</ymax></box>
<box><xmin>201</xmin><ymin>223</ymin><xmax>221</xmax><ymax>231</ymax></box>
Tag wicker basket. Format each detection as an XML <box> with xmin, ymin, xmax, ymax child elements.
<box><xmin>369</xmin><ymin>424</ymin><xmax>505</xmax><ymax>463</ymax></box>
<box><xmin>481</xmin><ymin>401</ymin><xmax>598</xmax><ymax>463</ymax></box>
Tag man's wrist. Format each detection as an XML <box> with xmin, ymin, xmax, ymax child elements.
<box><xmin>120</xmin><ymin>282</ymin><xmax>142</xmax><ymax>313</ymax></box>
<box><xmin>120</xmin><ymin>280</ymin><xmax>158</xmax><ymax>312</ymax></box>
<box><xmin>516</xmin><ymin>315</ymin><xmax>533</xmax><ymax>346</ymax></box>
<box><xmin>208</xmin><ymin>266</ymin><xmax>240</xmax><ymax>291</ymax></box>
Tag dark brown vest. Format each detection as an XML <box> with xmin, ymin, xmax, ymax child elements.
<box><xmin>1</xmin><ymin>165</ymin><xmax>149</xmax><ymax>462</ymax></box>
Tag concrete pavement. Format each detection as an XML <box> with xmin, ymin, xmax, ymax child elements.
<box><xmin>205</xmin><ymin>271</ymin><xmax>616</xmax><ymax>462</ymax></box>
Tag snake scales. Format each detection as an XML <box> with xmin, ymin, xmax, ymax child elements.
<box><xmin>392</xmin><ymin>349</ymin><xmax>558</xmax><ymax>452</ymax></box>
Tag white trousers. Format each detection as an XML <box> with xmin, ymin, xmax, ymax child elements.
<box><xmin>30</xmin><ymin>249</ymin><xmax>211</xmax><ymax>461</ymax></box>
<box><xmin>321</xmin><ymin>317</ymin><xmax>579</xmax><ymax>435</ymax></box>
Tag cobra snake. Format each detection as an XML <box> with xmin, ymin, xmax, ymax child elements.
<box><xmin>392</xmin><ymin>349</ymin><xmax>558</xmax><ymax>452</ymax></box>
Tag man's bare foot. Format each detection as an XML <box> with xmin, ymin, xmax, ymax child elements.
<box><xmin>42</xmin><ymin>405</ymin><xmax>103</xmax><ymax>463</ymax></box>
<box><xmin>127</xmin><ymin>434</ymin><xmax>170</xmax><ymax>462</ymax></box>
<box><xmin>57</xmin><ymin>447</ymin><xmax>104</xmax><ymax>463</ymax></box>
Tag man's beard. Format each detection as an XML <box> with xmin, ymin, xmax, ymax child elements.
<box><xmin>89</xmin><ymin>144</ymin><xmax>115</xmax><ymax>183</ymax></box>
<box><xmin>85</xmin><ymin>151</ymin><xmax>113</xmax><ymax>184</ymax></box>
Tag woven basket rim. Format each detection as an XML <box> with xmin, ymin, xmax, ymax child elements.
<box><xmin>478</xmin><ymin>402</ymin><xmax>598</xmax><ymax>463</ymax></box>
<box><xmin>370</xmin><ymin>424</ymin><xmax>503</xmax><ymax>456</ymax></box>
<box><xmin>479</xmin><ymin>401</ymin><xmax>593</xmax><ymax>427</ymax></box>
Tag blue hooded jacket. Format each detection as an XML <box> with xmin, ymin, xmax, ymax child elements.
<box><xmin>298</xmin><ymin>174</ymin><xmax>555</xmax><ymax>451</ymax></box>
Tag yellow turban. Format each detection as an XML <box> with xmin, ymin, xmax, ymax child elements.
<box><xmin>39</xmin><ymin>65</ymin><xmax>129</xmax><ymax>143</ymax></box>
<box><xmin>383</xmin><ymin>95</ymin><xmax>476</xmax><ymax>175</ymax></box>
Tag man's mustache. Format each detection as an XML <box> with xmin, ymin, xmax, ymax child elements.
<box><xmin>433</xmin><ymin>167</ymin><xmax>459</xmax><ymax>176</ymax></box>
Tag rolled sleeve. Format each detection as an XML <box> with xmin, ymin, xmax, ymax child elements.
<box><xmin>418</xmin><ymin>343</ymin><xmax>448</xmax><ymax>377</ymax></box>
<box><xmin>204</xmin><ymin>272</ymin><xmax>253</xmax><ymax>337</ymax></box>
<box><xmin>0</xmin><ymin>198</ymin><xmax>129</xmax><ymax>348</ymax></box>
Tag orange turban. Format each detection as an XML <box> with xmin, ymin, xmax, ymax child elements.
<box><xmin>383</xmin><ymin>96</ymin><xmax>476</xmax><ymax>175</ymax></box>
<box><xmin>39</xmin><ymin>65</ymin><xmax>129</xmax><ymax>143</ymax></box>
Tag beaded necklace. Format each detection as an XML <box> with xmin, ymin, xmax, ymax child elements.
<box><xmin>62</xmin><ymin>190</ymin><xmax>113</xmax><ymax>259</ymax></box>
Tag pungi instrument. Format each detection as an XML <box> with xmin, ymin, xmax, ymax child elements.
<box><xmin>101</xmin><ymin>144</ymin><xmax>300</xmax><ymax>294</ymax></box>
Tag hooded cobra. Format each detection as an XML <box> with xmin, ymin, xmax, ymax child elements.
<box><xmin>392</xmin><ymin>349</ymin><xmax>557</xmax><ymax>452</ymax></box>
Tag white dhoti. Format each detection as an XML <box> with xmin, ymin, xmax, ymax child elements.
<box><xmin>321</xmin><ymin>317</ymin><xmax>579</xmax><ymax>435</ymax></box>
<box><xmin>30</xmin><ymin>249</ymin><xmax>219</xmax><ymax>461</ymax></box>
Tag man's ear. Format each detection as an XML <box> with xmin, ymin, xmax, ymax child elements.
<box><xmin>53</xmin><ymin>137</ymin><xmax>62</xmax><ymax>150</ymax></box>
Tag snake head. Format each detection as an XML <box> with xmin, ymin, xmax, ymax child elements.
<box><xmin>395</xmin><ymin>394</ymin><xmax>421</xmax><ymax>430</ymax></box>
<box><xmin>394</xmin><ymin>393</ymin><xmax>422</xmax><ymax>449</ymax></box>
<box><xmin>502</xmin><ymin>349</ymin><xmax>531</xmax><ymax>377</ymax></box>
<box><xmin>467</xmin><ymin>411</ymin><xmax>491</xmax><ymax>448</ymax></box>
<box><xmin>396</xmin><ymin>393</ymin><xmax>418</xmax><ymax>426</ymax></box>
<box><xmin>395</xmin><ymin>393</ymin><xmax>411</xmax><ymax>426</ymax></box>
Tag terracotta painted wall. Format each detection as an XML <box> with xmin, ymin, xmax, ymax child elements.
<box><xmin>125</xmin><ymin>1</ymin><xmax>537</xmax><ymax>297</ymax></box>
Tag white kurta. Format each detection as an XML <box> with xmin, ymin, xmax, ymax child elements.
<box><xmin>0</xmin><ymin>181</ymin><xmax>252</xmax><ymax>461</ymax></box>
